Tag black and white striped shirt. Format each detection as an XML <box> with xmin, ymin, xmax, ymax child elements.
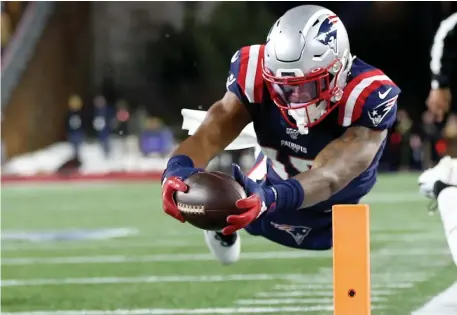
<box><xmin>430</xmin><ymin>12</ymin><xmax>457</xmax><ymax>89</ymax></box>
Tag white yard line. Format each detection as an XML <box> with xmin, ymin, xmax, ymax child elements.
<box><xmin>235</xmin><ymin>297</ymin><xmax>387</xmax><ymax>305</ymax></box>
<box><xmin>1</xmin><ymin>273</ymin><xmax>305</xmax><ymax>287</ymax></box>
<box><xmin>0</xmin><ymin>270</ymin><xmax>432</xmax><ymax>288</ymax></box>
<box><xmin>2</xmin><ymin>231</ymin><xmax>443</xmax><ymax>252</ymax></box>
<box><xmin>411</xmin><ymin>281</ymin><xmax>457</xmax><ymax>315</ymax></box>
<box><xmin>274</xmin><ymin>283</ymin><xmax>415</xmax><ymax>290</ymax></box>
<box><xmin>2</xmin><ymin>247</ymin><xmax>450</xmax><ymax>266</ymax></box>
<box><xmin>1</xmin><ymin>251</ymin><xmax>329</xmax><ymax>265</ymax></box>
<box><xmin>311</xmin><ymin>270</ymin><xmax>430</xmax><ymax>283</ymax></box>
<box><xmin>235</xmin><ymin>298</ymin><xmax>334</xmax><ymax>305</ymax></box>
<box><xmin>375</xmin><ymin>247</ymin><xmax>450</xmax><ymax>256</ymax></box>
<box><xmin>0</xmin><ymin>306</ymin><xmax>335</xmax><ymax>315</ymax></box>
<box><xmin>255</xmin><ymin>289</ymin><xmax>394</xmax><ymax>298</ymax></box>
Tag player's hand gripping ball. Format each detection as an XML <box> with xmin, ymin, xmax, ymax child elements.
<box><xmin>174</xmin><ymin>172</ymin><xmax>248</xmax><ymax>231</ymax></box>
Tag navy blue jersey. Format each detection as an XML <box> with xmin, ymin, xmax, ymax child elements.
<box><xmin>226</xmin><ymin>45</ymin><xmax>400</xmax><ymax>250</ymax></box>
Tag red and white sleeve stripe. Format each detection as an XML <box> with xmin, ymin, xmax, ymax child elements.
<box><xmin>338</xmin><ymin>70</ymin><xmax>396</xmax><ymax>126</ymax></box>
<box><xmin>237</xmin><ymin>45</ymin><xmax>265</xmax><ymax>104</ymax></box>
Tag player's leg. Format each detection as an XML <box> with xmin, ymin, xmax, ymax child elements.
<box><xmin>418</xmin><ymin>156</ymin><xmax>457</xmax><ymax>266</ymax></box>
<box><xmin>203</xmin><ymin>230</ymin><xmax>240</xmax><ymax>265</ymax></box>
<box><xmin>436</xmin><ymin>185</ymin><xmax>457</xmax><ymax>266</ymax></box>
<box><xmin>204</xmin><ymin>148</ymin><xmax>266</xmax><ymax>265</ymax></box>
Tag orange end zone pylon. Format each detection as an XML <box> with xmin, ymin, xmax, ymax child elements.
<box><xmin>332</xmin><ymin>204</ymin><xmax>371</xmax><ymax>315</ymax></box>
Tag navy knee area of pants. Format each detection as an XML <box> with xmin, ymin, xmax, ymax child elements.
<box><xmin>244</xmin><ymin>206</ymin><xmax>333</xmax><ymax>250</ymax></box>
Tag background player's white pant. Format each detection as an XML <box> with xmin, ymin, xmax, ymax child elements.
<box><xmin>437</xmin><ymin>187</ymin><xmax>457</xmax><ymax>267</ymax></box>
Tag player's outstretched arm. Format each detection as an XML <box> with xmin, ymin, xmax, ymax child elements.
<box><xmin>172</xmin><ymin>91</ymin><xmax>251</xmax><ymax>168</ymax></box>
<box><xmin>294</xmin><ymin>126</ymin><xmax>387</xmax><ymax>207</ymax></box>
<box><xmin>162</xmin><ymin>91</ymin><xmax>251</xmax><ymax>223</ymax></box>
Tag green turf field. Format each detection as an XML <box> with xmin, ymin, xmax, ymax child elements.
<box><xmin>1</xmin><ymin>173</ymin><xmax>455</xmax><ymax>315</ymax></box>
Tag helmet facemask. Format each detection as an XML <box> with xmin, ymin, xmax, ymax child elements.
<box><xmin>263</xmin><ymin>59</ymin><xmax>345</xmax><ymax>135</ymax></box>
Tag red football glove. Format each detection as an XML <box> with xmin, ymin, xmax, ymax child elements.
<box><xmin>162</xmin><ymin>176</ymin><xmax>188</xmax><ymax>223</ymax></box>
<box><xmin>222</xmin><ymin>194</ymin><xmax>264</xmax><ymax>235</ymax></box>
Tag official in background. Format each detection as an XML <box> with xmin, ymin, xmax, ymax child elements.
<box><xmin>67</xmin><ymin>95</ymin><xmax>84</xmax><ymax>159</ymax></box>
<box><xmin>427</xmin><ymin>12</ymin><xmax>456</xmax><ymax>120</ymax></box>
<box><xmin>427</xmin><ymin>12</ymin><xmax>457</xmax><ymax>157</ymax></box>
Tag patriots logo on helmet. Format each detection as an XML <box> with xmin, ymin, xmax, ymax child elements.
<box><xmin>368</xmin><ymin>96</ymin><xmax>398</xmax><ymax>127</ymax></box>
<box><xmin>314</xmin><ymin>15</ymin><xmax>339</xmax><ymax>54</ymax></box>
<box><xmin>270</xmin><ymin>221</ymin><xmax>312</xmax><ymax>245</ymax></box>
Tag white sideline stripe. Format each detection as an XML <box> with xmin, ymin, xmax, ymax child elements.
<box><xmin>2</xmin><ymin>269</ymin><xmax>430</xmax><ymax>288</ymax></box>
<box><xmin>236</xmin><ymin>297</ymin><xmax>387</xmax><ymax>305</ymax></box>
<box><xmin>1</xmin><ymin>251</ymin><xmax>330</xmax><ymax>265</ymax></box>
<box><xmin>0</xmin><ymin>306</ymin><xmax>335</xmax><ymax>315</ymax></box>
<box><xmin>2</xmin><ymin>230</ymin><xmax>442</xmax><ymax>252</ymax></box>
<box><xmin>235</xmin><ymin>298</ymin><xmax>333</xmax><ymax>305</ymax></box>
<box><xmin>2</xmin><ymin>246</ymin><xmax>450</xmax><ymax>266</ymax></box>
<box><xmin>1</xmin><ymin>273</ymin><xmax>305</xmax><ymax>287</ymax></box>
<box><xmin>316</xmin><ymin>269</ymin><xmax>429</xmax><ymax>280</ymax></box>
<box><xmin>274</xmin><ymin>282</ymin><xmax>414</xmax><ymax>290</ymax></box>
<box><xmin>375</xmin><ymin>248</ymin><xmax>450</xmax><ymax>256</ymax></box>
<box><xmin>411</xmin><ymin>281</ymin><xmax>457</xmax><ymax>315</ymax></box>
<box><xmin>255</xmin><ymin>289</ymin><xmax>394</xmax><ymax>298</ymax></box>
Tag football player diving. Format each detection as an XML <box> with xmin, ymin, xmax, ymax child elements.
<box><xmin>162</xmin><ymin>5</ymin><xmax>401</xmax><ymax>264</ymax></box>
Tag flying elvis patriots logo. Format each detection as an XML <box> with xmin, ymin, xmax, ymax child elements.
<box><xmin>270</xmin><ymin>221</ymin><xmax>312</xmax><ymax>246</ymax></box>
<box><xmin>314</xmin><ymin>15</ymin><xmax>339</xmax><ymax>54</ymax></box>
<box><xmin>368</xmin><ymin>96</ymin><xmax>398</xmax><ymax>127</ymax></box>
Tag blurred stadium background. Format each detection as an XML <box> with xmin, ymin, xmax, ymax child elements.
<box><xmin>1</xmin><ymin>2</ymin><xmax>457</xmax><ymax>315</ymax></box>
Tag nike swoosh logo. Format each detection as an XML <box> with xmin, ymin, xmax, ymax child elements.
<box><xmin>378</xmin><ymin>87</ymin><xmax>392</xmax><ymax>99</ymax></box>
<box><xmin>231</xmin><ymin>51</ymin><xmax>240</xmax><ymax>63</ymax></box>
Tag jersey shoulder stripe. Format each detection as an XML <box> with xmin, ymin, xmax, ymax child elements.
<box><xmin>236</xmin><ymin>45</ymin><xmax>265</xmax><ymax>104</ymax></box>
<box><xmin>338</xmin><ymin>67</ymin><xmax>399</xmax><ymax>126</ymax></box>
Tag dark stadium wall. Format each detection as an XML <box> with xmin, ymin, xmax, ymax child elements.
<box><xmin>2</xmin><ymin>2</ymin><xmax>90</xmax><ymax>159</ymax></box>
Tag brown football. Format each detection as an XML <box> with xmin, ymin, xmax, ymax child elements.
<box><xmin>175</xmin><ymin>171</ymin><xmax>247</xmax><ymax>231</ymax></box>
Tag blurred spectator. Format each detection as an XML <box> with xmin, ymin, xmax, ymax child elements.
<box><xmin>5</xmin><ymin>1</ymin><xmax>25</xmax><ymax>29</ymax></box>
<box><xmin>93</xmin><ymin>95</ymin><xmax>112</xmax><ymax>157</ymax></box>
<box><xmin>409</xmin><ymin>134</ymin><xmax>424</xmax><ymax>170</ymax></box>
<box><xmin>139</xmin><ymin>117</ymin><xmax>174</xmax><ymax>157</ymax></box>
<box><xmin>444</xmin><ymin>114</ymin><xmax>457</xmax><ymax>156</ymax></box>
<box><xmin>66</xmin><ymin>94</ymin><xmax>84</xmax><ymax>159</ymax></box>
<box><xmin>421</xmin><ymin>111</ymin><xmax>442</xmax><ymax>168</ymax></box>
<box><xmin>1</xmin><ymin>112</ymin><xmax>5</xmax><ymax>164</ymax></box>
<box><xmin>1</xmin><ymin>2</ymin><xmax>12</xmax><ymax>51</ymax></box>
<box><xmin>396</xmin><ymin>109</ymin><xmax>414</xmax><ymax>170</ymax></box>
<box><xmin>115</xmin><ymin>99</ymin><xmax>130</xmax><ymax>137</ymax></box>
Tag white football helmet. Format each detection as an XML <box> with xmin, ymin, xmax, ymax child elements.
<box><xmin>262</xmin><ymin>5</ymin><xmax>353</xmax><ymax>134</ymax></box>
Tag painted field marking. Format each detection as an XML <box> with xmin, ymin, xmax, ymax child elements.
<box><xmin>1</xmin><ymin>273</ymin><xmax>306</xmax><ymax>287</ymax></box>
<box><xmin>0</xmin><ymin>270</ymin><xmax>432</xmax><ymax>288</ymax></box>
<box><xmin>0</xmin><ymin>251</ymin><xmax>330</xmax><ymax>265</ymax></box>
<box><xmin>1</xmin><ymin>231</ymin><xmax>445</xmax><ymax>253</ymax></box>
<box><xmin>274</xmin><ymin>283</ymin><xmax>415</xmax><ymax>290</ymax></box>
<box><xmin>2</xmin><ymin>246</ymin><xmax>450</xmax><ymax>266</ymax></box>
<box><xmin>0</xmin><ymin>305</ymin><xmax>336</xmax><ymax>315</ymax></box>
<box><xmin>289</xmin><ymin>271</ymin><xmax>430</xmax><ymax>284</ymax></box>
<box><xmin>235</xmin><ymin>297</ymin><xmax>387</xmax><ymax>305</ymax></box>
<box><xmin>235</xmin><ymin>298</ymin><xmax>334</xmax><ymax>305</ymax></box>
<box><xmin>411</xmin><ymin>281</ymin><xmax>457</xmax><ymax>315</ymax></box>
<box><xmin>255</xmin><ymin>289</ymin><xmax>394</xmax><ymax>298</ymax></box>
